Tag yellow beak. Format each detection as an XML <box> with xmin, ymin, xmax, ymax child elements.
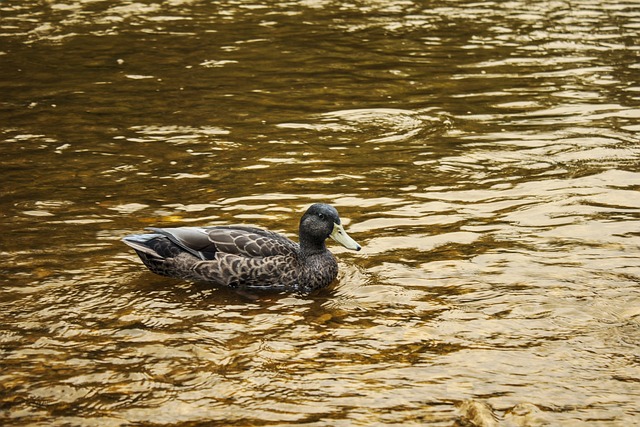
<box><xmin>330</xmin><ymin>223</ymin><xmax>361</xmax><ymax>251</ymax></box>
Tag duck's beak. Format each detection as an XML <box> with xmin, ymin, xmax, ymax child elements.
<box><xmin>330</xmin><ymin>223</ymin><xmax>361</xmax><ymax>251</ymax></box>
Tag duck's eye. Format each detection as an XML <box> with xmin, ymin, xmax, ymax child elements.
<box><xmin>318</xmin><ymin>213</ymin><xmax>325</xmax><ymax>219</ymax></box>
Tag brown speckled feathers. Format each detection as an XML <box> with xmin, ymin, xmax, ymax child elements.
<box><xmin>123</xmin><ymin>204</ymin><xmax>361</xmax><ymax>293</ymax></box>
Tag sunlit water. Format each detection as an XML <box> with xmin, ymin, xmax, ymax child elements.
<box><xmin>2</xmin><ymin>0</ymin><xmax>639</xmax><ymax>425</ymax></box>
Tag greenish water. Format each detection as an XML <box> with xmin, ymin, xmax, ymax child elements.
<box><xmin>1</xmin><ymin>1</ymin><xmax>639</xmax><ymax>425</ymax></box>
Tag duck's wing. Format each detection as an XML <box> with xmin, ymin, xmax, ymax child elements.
<box><xmin>146</xmin><ymin>226</ymin><xmax>298</xmax><ymax>260</ymax></box>
<box><xmin>204</xmin><ymin>226</ymin><xmax>298</xmax><ymax>258</ymax></box>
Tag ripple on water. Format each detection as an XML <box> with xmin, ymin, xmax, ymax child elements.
<box><xmin>278</xmin><ymin>107</ymin><xmax>452</xmax><ymax>145</ymax></box>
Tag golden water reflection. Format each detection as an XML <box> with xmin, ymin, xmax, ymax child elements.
<box><xmin>1</xmin><ymin>0</ymin><xmax>639</xmax><ymax>426</ymax></box>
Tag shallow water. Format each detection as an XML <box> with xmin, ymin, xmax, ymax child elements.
<box><xmin>1</xmin><ymin>0</ymin><xmax>639</xmax><ymax>425</ymax></box>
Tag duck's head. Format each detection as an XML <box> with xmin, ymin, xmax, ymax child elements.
<box><xmin>299</xmin><ymin>203</ymin><xmax>361</xmax><ymax>252</ymax></box>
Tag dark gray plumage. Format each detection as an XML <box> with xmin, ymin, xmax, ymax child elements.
<box><xmin>122</xmin><ymin>203</ymin><xmax>361</xmax><ymax>293</ymax></box>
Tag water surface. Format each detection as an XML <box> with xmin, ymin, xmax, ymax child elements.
<box><xmin>1</xmin><ymin>0</ymin><xmax>639</xmax><ymax>425</ymax></box>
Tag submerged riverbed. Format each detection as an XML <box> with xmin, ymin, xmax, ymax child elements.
<box><xmin>1</xmin><ymin>0</ymin><xmax>639</xmax><ymax>425</ymax></box>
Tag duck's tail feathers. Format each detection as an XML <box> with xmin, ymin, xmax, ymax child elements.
<box><xmin>122</xmin><ymin>234</ymin><xmax>164</xmax><ymax>258</ymax></box>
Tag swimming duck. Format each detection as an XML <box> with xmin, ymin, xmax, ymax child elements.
<box><xmin>122</xmin><ymin>203</ymin><xmax>361</xmax><ymax>293</ymax></box>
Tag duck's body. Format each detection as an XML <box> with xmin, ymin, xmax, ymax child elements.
<box><xmin>122</xmin><ymin>204</ymin><xmax>361</xmax><ymax>293</ymax></box>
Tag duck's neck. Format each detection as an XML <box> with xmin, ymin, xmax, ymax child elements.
<box><xmin>299</xmin><ymin>235</ymin><xmax>327</xmax><ymax>258</ymax></box>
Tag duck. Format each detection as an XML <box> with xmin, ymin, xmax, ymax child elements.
<box><xmin>122</xmin><ymin>203</ymin><xmax>361</xmax><ymax>293</ymax></box>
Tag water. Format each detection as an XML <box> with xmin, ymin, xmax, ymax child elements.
<box><xmin>1</xmin><ymin>0</ymin><xmax>639</xmax><ymax>425</ymax></box>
